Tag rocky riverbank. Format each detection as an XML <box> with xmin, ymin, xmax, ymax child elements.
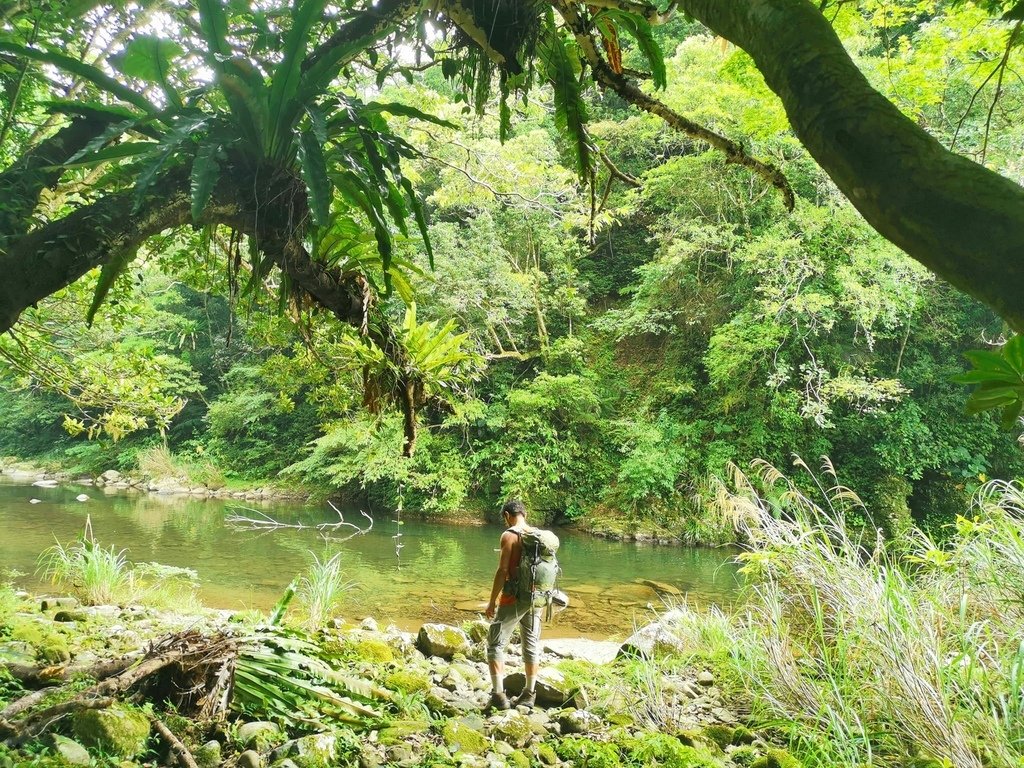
<box><xmin>0</xmin><ymin>592</ymin><xmax>800</xmax><ymax>768</ymax></box>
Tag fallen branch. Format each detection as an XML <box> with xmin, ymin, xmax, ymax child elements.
<box><xmin>0</xmin><ymin>687</ymin><xmax>58</xmax><ymax>721</ymax></box>
<box><xmin>3</xmin><ymin>653</ymin><xmax>140</xmax><ymax>689</ymax></box>
<box><xmin>151</xmin><ymin>716</ymin><xmax>199</xmax><ymax>768</ymax></box>
<box><xmin>9</xmin><ymin>696</ymin><xmax>114</xmax><ymax>745</ymax></box>
<box><xmin>226</xmin><ymin>502</ymin><xmax>374</xmax><ymax>542</ymax></box>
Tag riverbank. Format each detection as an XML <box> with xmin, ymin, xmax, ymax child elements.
<box><xmin>0</xmin><ymin>459</ymin><xmax>725</xmax><ymax>546</ymax></box>
<box><xmin>0</xmin><ymin>587</ymin><xmax>790</xmax><ymax>768</ymax></box>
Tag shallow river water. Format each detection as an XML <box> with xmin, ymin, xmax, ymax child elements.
<box><xmin>0</xmin><ymin>478</ymin><xmax>740</xmax><ymax>639</ymax></box>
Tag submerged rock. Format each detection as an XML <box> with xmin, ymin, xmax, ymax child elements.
<box><xmin>417</xmin><ymin>623</ymin><xmax>471</xmax><ymax>659</ymax></box>
<box><xmin>73</xmin><ymin>705</ymin><xmax>151</xmax><ymax>757</ymax></box>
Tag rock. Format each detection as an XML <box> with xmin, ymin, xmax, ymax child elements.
<box><xmin>377</xmin><ymin>720</ymin><xmax>431</xmax><ymax>744</ymax></box>
<box><xmin>454</xmin><ymin>600</ymin><xmax>487</xmax><ymax>612</ymax></box>
<box><xmin>384</xmin><ymin>669</ymin><xmax>430</xmax><ymax>694</ymax></box>
<box><xmin>441</xmin><ymin>720</ymin><xmax>490</xmax><ymax>755</ymax></box>
<box><xmin>40</xmin><ymin>597</ymin><xmax>79</xmax><ymax>611</ymax></box>
<box><xmin>417</xmin><ymin>623</ymin><xmax>471</xmax><ymax>659</ymax></box>
<box><xmin>697</xmin><ymin>670</ymin><xmax>715</xmax><ymax>686</ymax></box>
<box><xmin>73</xmin><ymin>705</ymin><xmax>151</xmax><ymax>757</ymax></box>
<box><xmin>75</xmin><ymin>494</ymin><xmax>90</xmax><ymax>502</ymax></box>
<box><xmin>271</xmin><ymin>732</ymin><xmax>339</xmax><ymax>768</ymax></box>
<box><xmin>751</xmin><ymin>748</ymin><xmax>803</xmax><ymax>768</ymax></box>
<box><xmin>617</xmin><ymin>609</ymin><xmax>690</xmax><ymax>658</ymax></box>
<box><xmin>360</xmin><ymin>617</ymin><xmax>379</xmax><ymax>632</ymax></box>
<box><xmin>235</xmin><ymin>720</ymin><xmax>284</xmax><ymax>750</ymax></box>
<box><xmin>384</xmin><ymin>744</ymin><xmax>415</xmax><ymax>766</ymax></box>
<box><xmin>358</xmin><ymin>743</ymin><xmax>382</xmax><ymax>768</ymax></box>
<box><xmin>639</xmin><ymin>579</ymin><xmax>683</xmax><ymax>596</ymax></box>
<box><xmin>29</xmin><ymin>498</ymin><xmax>41</xmax><ymax>504</ymax></box>
<box><xmin>101</xmin><ymin>470</ymin><xmax>122</xmax><ymax>481</ymax></box>
<box><xmin>557</xmin><ymin>709</ymin><xmax>603</xmax><ymax>735</ymax></box>
<box><xmin>535</xmin><ymin>743</ymin><xmax>558</xmax><ymax>766</ymax></box>
<box><xmin>238</xmin><ymin>750</ymin><xmax>263</xmax><ymax>768</ymax></box>
<box><xmin>46</xmin><ymin>734</ymin><xmax>91</xmax><ymax>766</ymax></box>
<box><xmin>54</xmin><ymin>610</ymin><xmax>88</xmax><ymax>622</ymax></box>
<box><xmin>348</xmin><ymin>635</ymin><xmax>395</xmax><ymax>663</ymax></box>
<box><xmin>466</xmin><ymin>619</ymin><xmax>489</xmax><ymax>644</ymax></box>
<box><xmin>32</xmin><ymin>479</ymin><xmax>58</xmax><ymax>487</ymax></box>
<box><xmin>503</xmin><ymin>669</ymin><xmax>576</xmax><ymax>708</ymax></box>
<box><xmin>541</xmin><ymin>638</ymin><xmax>619</xmax><ymax>665</ymax></box>
<box><xmin>489</xmin><ymin>711</ymin><xmax>534</xmax><ymax>748</ymax></box>
<box><xmin>194</xmin><ymin>740</ymin><xmax>221</xmax><ymax>768</ymax></box>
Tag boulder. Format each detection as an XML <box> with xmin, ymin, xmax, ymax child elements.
<box><xmin>503</xmin><ymin>669</ymin><xmax>576</xmax><ymax>708</ymax></box>
<box><xmin>557</xmin><ymin>709</ymin><xmax>603</xmax><ymax>735</ymax></box>
<box><xmin>236</xmin><ymin>720</ymin><xmax>284</xmax><ymax>750</ymax></box>
<box><xmin>40</xmin><ymin>597</ymin><xmax>79</xmax><ymax>611</ymax></box>
<box><xmin>101</xmin><ymin>470</ymin><xmax>122</xmax><ymax>481</ymax></box>
<box><xmin>417</xmin><ymin>623</ymin><xmax>471</xmax><ymax>659</ymax></box>
<box><xmin>639</xmin><ymin>579</ymin><xmax>683</xmax><ymax>596</ymax></box>
<box><xmin>46</xmin><ymin>735</ymin><xmax>91</xmax><ymax>766</ymax></box>
<box><xmin>194</xmin><ymin>740</ymin><xmax>221</xmax><ymax>768</ymax></box>
<box><xmin>440</xmin><ymin>720</ymin><xmax>489</xmax><ymax>755</ymax></box>
<box><xmin>238</xmin><ymin>750</ymin><xmax>262</xmax><ymax>768</ymax></box>
<box><xmin>617</xmin><ymin>609</ymin><xmax>690</xmax><ymax>659</ymax></box>
<box><xmin>54</xmin><ymin>610</ymin><xmax>88</xmax><ymax>622</ymax></box>
<box><xmin>489</xmin><ymin>711</ymin><xmax>534</xmax><ymax>748</ymax></box>
<box><xmin>697</xmin><ymin>670</ymin><xmax>715</xmax><ymax>686</ymax></box>
<box><xmin>271</xmin><ymin>732</ymin><xmax>339</xmax><ymax>768</ymax></box>
<box><xmin>75</xmin><ymin>494</ymin><xmax>90</xmax><ymax>502</ymax></box>
<box><xmin>360</xmin><ymin>617</ymin><xmax>378</xmax><ymax>632</ymax></box>
<box><xmin>541</xmin><ymin>638</ymin><xmax>619</xmax><ymax>665</ymax></box>
<box><xmin>73</xmin><ymin>705</ymin><xmax>151</xmax><ymax>757</ymax></box>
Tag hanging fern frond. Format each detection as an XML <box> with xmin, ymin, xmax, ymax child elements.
<box><xmin>596</xmin><ymin>9</ymin><xmax>667</xmax><ymax>90</ymax></box>
<box><xmin>537</xmin><ymin>20</ymin><xmax>592</xmax><ymax>179</ymax></box>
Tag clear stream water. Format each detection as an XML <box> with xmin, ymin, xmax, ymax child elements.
<box><xmin>0</xmin><ymin>478</ymin><xmax>740</xmax><ymax>640</ymax></box>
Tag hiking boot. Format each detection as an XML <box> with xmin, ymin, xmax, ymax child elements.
<box><xmin>487</xmin><ymin>692</ymin><xmax>510</xmax><ymax>711</ymax></box>
<box><xmin>513</xmin><ymin>689</ymin><xmax>536</xmax><ymax>709</ymax></box>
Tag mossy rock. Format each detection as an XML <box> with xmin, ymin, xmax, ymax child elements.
<box><xmin>349</xmin><ymin>637</ymin><xmax>394</xmax><ymax>663</ymax></box>
<box><xmin>751</xmin><ymin>749</ymin><xmax>802</xmax><ymax>768</ymax></box>
<box><xmin>731</xmin><ymin>726</ymin><xmax>755</xmax><ymax>746</ymax></box>
<box><xmin>703</xmin><ymin>725</ymin><xmax>733</xmax><ymax>750</ymax></box>
<box><xmin>73</xmin><ymin>705</ymin><xmax>151</xmax><ymax>758</ymax></box>
<box><xmin>730</xmin><ymin>746</ymin><xmax>758</xmax><ymax>767</ymax></box>
<box><xmin>378</xmin><ymin>720</ymin><xmax>431</xmax><ymax>745</ymax></box>
<box><xmin>536</xmin><ymin>742</ymin><xmax>558</xmax><ymax>766</ymax></box>
<box><xmin>440</xmin><ymin>720</ymin><xmax>489</xmax><ymax>756</ymax></box>
<box><xmin>554</xmin><ymin>737</ymin><xmax>622</xmax><ymax>768</ymax></box>
<box><xmin>490</xmin><ymin>711</ymin><xmax>534</xmax><ymax>749</ymax></box>
<box><xmin>235</xmin><ymin>721</ymin><xmax>285</xmax><ymax>751</ymax></box>
<box><xmin>193</xmin><ymin>740</ymin><xmax>221</xmax><ymax>768</ymax></box>
<box><xmin>384</xmin><ymin>668</ymin><xmax>430</xmax><ymax>694</ymax></box>
<box><xmin>618</xmin><ymin>732</ymin><xmax>722</xmax><ymax>768</ymax></box>
<box><xmin>507</xmin><ymin>750</ymin><xmax>530</xmax><ymax>768</ymax></box>
<box><xmin>11</xmin><ymin>622</ymin><xmax>71</xmax><ymax>664</ymax></box>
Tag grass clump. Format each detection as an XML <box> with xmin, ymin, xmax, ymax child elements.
<box><xmin>296</xmin><ymin>552</ymin><xmax>354</xmax><ymax>630</ymax></box>
<box><xmin>38</xmin><ymin>518</ymin><xmax>200</xmax><ymax>608</ymax></box>
<box><xmin>708</xmin><ymin>464</ymin><xmax>1024</xmax><ymax>768</ymax></box>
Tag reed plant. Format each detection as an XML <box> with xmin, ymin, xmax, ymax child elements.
<box><xmin>296</xmin><ymin>552</ymin><xmax>354</xmax><ymax>630</ymax></box>
<box><xmin>707</xmin><ymin>462</ymin><xmax>1024</xmax><ymax>767</ymax></box>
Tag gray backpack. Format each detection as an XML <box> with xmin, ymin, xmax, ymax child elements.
<box><xmin>511</xmin><ymin>528</ymin><xmax>561</xmax><ymax>610</ymax></box>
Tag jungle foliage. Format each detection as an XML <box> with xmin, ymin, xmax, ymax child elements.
<box><xmin>0</xmin><ymin>0</ymin><xmax>1023</xmax><ymax>539</ymax></box>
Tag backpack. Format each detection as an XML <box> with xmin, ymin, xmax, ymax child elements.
<box><xmin>510</xmin><ymin>527</ymin><xmax>561</xmax><ymax>613</ymax></box>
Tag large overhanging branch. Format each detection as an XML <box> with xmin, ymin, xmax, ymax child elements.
<box><xmin>677</xmin><ymin>0</ymin><xmax>1024</xmax><ymax>332</ymax></box>
<box><xmin>553</xmin><ymin>0</ymin><xmax>795</xmax><ymax>210</ymax></box>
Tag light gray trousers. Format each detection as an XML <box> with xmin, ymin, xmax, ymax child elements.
<box><xmin>486</xmin><ymin>600</ymin><xmax>541</xmax><ymax>665</ymax></box>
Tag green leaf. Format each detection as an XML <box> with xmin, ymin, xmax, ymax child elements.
<box><xmin>113</xmin><ymin>35</ymin><xmax>184</xmax><ymax>106</ymax></box>
<box><xmin>190</xmin><ymin>139</ymin><xmax>222</xmax><ymax>223</ymax></box>
<box><xmin>1003</xmin><ymin>334</ymin><xmax>1024</xmax><ymax>375</ymax></box>
<box><xmin>538</xmin><ymin>24</ymin><xmax>592</xmax><ymax>179</ymax></box>
<box><xmin>197</xmin><ymin>0</ymin><xmax>232</xmax><ymax>62</ymax></box>
<box><xmin>0</xmin><ymin>41</ymin><xmax>158</xmax><ymax>116</ymax></box>
<box><xmin>400</xmin><ymin>177</ymin><xmax>433</xmax><ymax>269</ymax></box>
<box><xmin>362</xmin><ymin>101</ymin><xmax>458</xmax><ymax>129</ymax></box>
<box><xmin>87</xmin><ymin>251</ymin><xmax>136</xmax><ymax>325</ymax></box>
<box><xmin>297</xmin><ymin>129</ymin><xmax>332</xmax><ymax>226</ymax></box>
<box><xmin>268</xmin><ymin>0</ymin><xmax>329</xmax><ymax>158</ymax></box>
<box><xmin>61</xmin><ymin>141</ymin><xmax>159</xmax><ymax>169</ymax></box>
<box><xmin>601</xmin><ymin>9</ymin><xmax>667</xmax><ymax>90</ymax></box>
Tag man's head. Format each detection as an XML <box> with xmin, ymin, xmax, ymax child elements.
<box><xmin>501</xmin><ymin>499</ymin><xmax>526</xmax><ymax>524</ymax></box>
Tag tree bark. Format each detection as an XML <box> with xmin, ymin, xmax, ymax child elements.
<box><xmin>677</xmin><ymin>0</ymin><xmax>1024</xmax><ymax>330</ymax></box>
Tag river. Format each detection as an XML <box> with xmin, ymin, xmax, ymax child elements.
<box><xmin>0</xmin><ymin>478</ymin><xmax>740</xmax><ymax>639</ymax></box>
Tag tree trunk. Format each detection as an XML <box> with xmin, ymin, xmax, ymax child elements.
<box><xmin>678</xmin><ymin>0</ymin><xmax>1024</xmax><ymax>331</ymax></box>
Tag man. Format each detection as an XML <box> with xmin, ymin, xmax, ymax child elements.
<box><xmin>485</xmin><ymin>499</ymin><xmax>541</xmax><ymax>711</ymax></box>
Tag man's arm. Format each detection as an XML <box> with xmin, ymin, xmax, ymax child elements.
<box><xmin>486</xmin><ymin>531</ymin><xmax>516</xmax><ymax>619</ymax></box>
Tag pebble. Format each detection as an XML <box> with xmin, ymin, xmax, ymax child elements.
<box><xmin>237</xmin><ymin>751</ymin><xmax>262</xmax><ymax>768</ymax></box>
<box><xmin>697</xmin><ymin>670</ymin><xmax>715</xmax><ymax>686</ymax></box>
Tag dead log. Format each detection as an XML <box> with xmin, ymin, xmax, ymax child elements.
<box><xmin>151</xmin><ymin>716</ymin><xmax>200</xmax><ymax>768</ymax></box>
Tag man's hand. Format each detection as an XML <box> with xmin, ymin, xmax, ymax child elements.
<box><xmin>485</xmin><ymin>601</ymin><xmax>496</xmax><ymax>619</ymax></box>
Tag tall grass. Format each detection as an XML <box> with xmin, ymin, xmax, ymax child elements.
<box><xmin>296</xmin><ymin>552</ymin><xmax>354</xmax><ymax>629</ymax></box>
<box><xmin>707</xmin><ymin>462</ymin><xmax>1024</xmax><ymax>767</ymax></box>
<box><xmin>38</xmin><ymin>518</ymin><xmax>200</xmax><ymax>609</ymax></box>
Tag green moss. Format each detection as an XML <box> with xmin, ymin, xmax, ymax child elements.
<box><xmin>618</xmin><ymin>732</ymin><xmax>722</xmax><ymax>768</ymax></box>
<box><xmin>536</xmin><ymin>743</ymin><xmax>558</xmax><ymax>766</ymax></box>
<box><xmin>73</xmin><ymin>705</ymin><xmax>151</xmax><ymax>758</ymax></box>
<box><xmin>730</xmin><ymin>746</ymin><xmax>758</xmax><ymax>767</ymax></box>
<box><xmin>507</xmin><ymin>750</ymin><xmax>530</xmax><ymax>768</ymax></box>
<box><xmin>350</xmin><ymin>637</ymin><xmax>395</xmax><ymax>663</ymax></box>
<box><xmin>439</xmin><ymin>721</ymin><xmax>488</xmax><ymax>756</ymax></box>
<box><xmin>378</xmin><ymin>720</ymin><xmax>431</xmax><ymax>745</ymax></box>
<box><xmin>11</xmin><ymin>623</ymin><xmax>70</xmax><ymax>665</ymax></box>
<box><xmin>384</xmin><ymin>669</ymin><xmax>430</xmax><ymax>694</ymax></box>
<box><xmin>491</xmin><ymin>712</ymin><xmax>534</xmax><ymax>748</ymax></box>
<box><xmin>553</xmin><ymin>737</ymin><xmax>621</xmax><ymax>768</ymax></box>
<box><xmin>703</xmin><ymin>725</ymin><xmax>733</xmax><ymax>750</ymax></box>
<box><xmin>731</xmin><ymin>726</ymin><xmax>755</xmax><ymax>746</ymax></box>
<box><xmin>750</xmin><ymin>749</ymin><xmax>802</xmax><ymax>768</ymax></box>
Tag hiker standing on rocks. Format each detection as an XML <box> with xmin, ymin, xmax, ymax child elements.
<box><xmin>485</xmin><ymin>499</ymin><xmax>540</xmax><ymax>711</ymax></box>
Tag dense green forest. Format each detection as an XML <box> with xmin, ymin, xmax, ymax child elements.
<box><xmin>2</xmin><ymin>0</ymin><xmax>1023</xmax><ymax>541</ymax></box>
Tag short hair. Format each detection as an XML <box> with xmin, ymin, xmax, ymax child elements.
<box><xmin>502</xmin><ymin>499</ymin><xmax>526</xmax><ymax>518</ymax></box>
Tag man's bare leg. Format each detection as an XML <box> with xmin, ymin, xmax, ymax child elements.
<box><xmin>489</xmin><ymin>658</ymin><xmax>504</xmax><ymax>696</ymax></box>
<box><xmin>525</xmin><ymin>661</ymin><xmax>538</xmax><ymax>693</ymax></box>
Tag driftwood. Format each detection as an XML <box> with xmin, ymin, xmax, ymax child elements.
<box><xmin>1</xmin><ymin>631</ymin><xmax>227</xmax><ymax>747</ymax></box>
<box><xmin>151</xmin><ymin>716</ymin><xmax>200</xmax><ymax>768</ymax></box>
<box><xmin>4</xmin><ymin>654</ymin><xmax>140</xmax><ymax>688</ymax></box>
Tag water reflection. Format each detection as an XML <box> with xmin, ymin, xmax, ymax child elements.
<box><xmin>0</xmin><ymin>478</ymin><xmax>740</xmax><ymax>639</ymax></box>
